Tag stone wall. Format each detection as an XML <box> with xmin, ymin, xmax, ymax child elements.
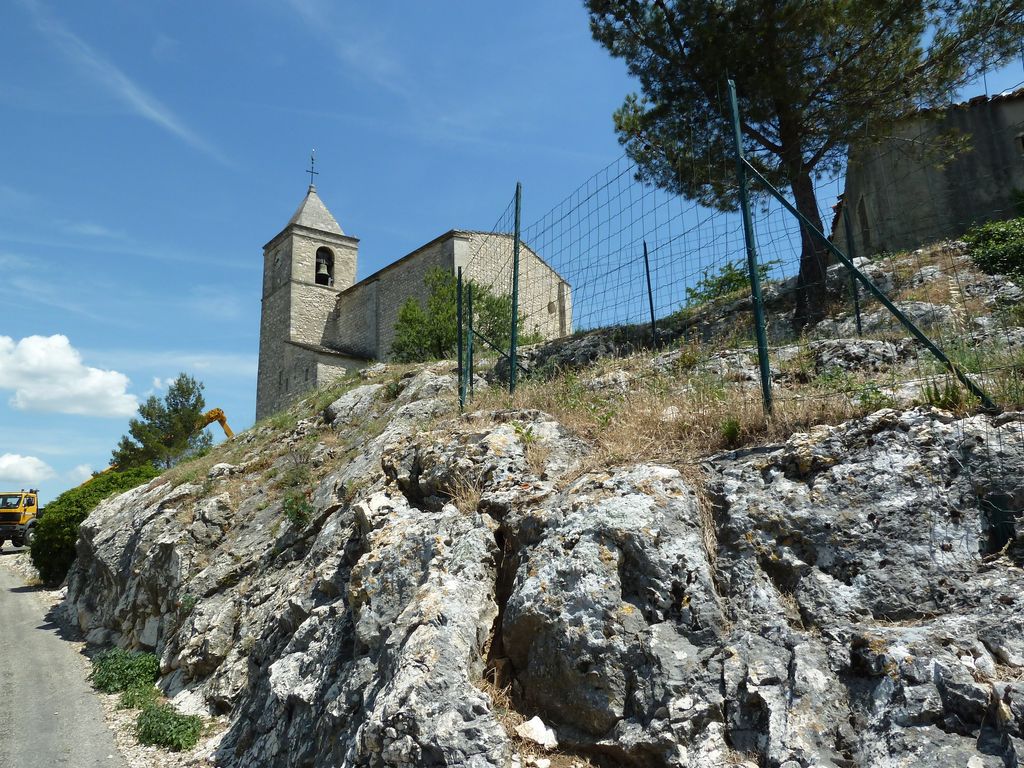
<box><xmin>459</xmin><ymin>233</ymin><xmax>572</xmax><ymax>340</ymax></box>
<box><xmin>256</xmin><ymin>285</ymin><xmax>290</xmax><ymax>422</ymax></box>
<box><xmin>289</xmin><ymin>230</ymin><xmax>358</xmax><ymax>291</ymax></box>
<box><xmin>327</xmin><ymin>281</ymin><xmax>378</xmax><ymax>358</ymax></box>
<box><xmin>838</xmin><ymin>94</ymin><xmax>1024</xmax><ymax>256</ymax></box>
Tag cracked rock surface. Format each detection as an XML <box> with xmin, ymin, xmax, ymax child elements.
<box><xmin>63</xmin><ymin>361</ymin><xmax>1024</xmax><ymax>766</ymax></box>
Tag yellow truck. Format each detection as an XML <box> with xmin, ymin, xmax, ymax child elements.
<box><xmin>0</xmin><ymin>490</ymin><xmax>40</xmax><ymax>551</ymax></box>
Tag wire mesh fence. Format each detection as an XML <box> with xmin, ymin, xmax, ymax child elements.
<box><xmin>458</xmin><ymin>82</ymin><xmax>1024</xmax><ymax>429</ymax></box>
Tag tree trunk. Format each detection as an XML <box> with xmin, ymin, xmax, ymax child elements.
<box><xmin>790</xmin><ymin>168</ymin><xmax>830</xmax><ymax>332</ymax></box>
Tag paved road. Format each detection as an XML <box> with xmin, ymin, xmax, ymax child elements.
<box><xmin>0</xmin><ymin>555</ymin><xmax>127</xmax><ymax>768</ymax></box>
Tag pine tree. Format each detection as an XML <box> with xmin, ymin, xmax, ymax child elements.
<box><xmin>586</xmin><ymin>0</ymin><xmax>1024</xmax><ymax>328</ymax></box>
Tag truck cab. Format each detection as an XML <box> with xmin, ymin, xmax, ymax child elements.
<box><xmin>0</xmin><ymin>490</ymin><xmax>40</xmax><ymax>550</ymax></box>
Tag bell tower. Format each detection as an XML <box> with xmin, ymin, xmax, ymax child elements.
<box><xmin>255</xmin><ymin>174</ymin><xmax>359</xmax><ymax>421</ymax></box>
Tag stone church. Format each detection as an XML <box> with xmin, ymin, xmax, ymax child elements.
<box><xmin>256</xmin><ymin>183</ymin><xmax>572</xmax><ymax>420</ymax></box>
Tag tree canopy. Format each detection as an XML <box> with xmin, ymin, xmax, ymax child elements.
<box><xmin>111</xmin><ymin>373</ymin><xmax>212</xmax><ymax>469</ymax></box>
<box><xmin>390</xmin><ymin>268</ymin><xmax>541</xmax><ymax>363</ymax></box>
<box><xmin>586</xmin><ymin>0</ymin><xmax>1024</xmax><ymax>327</ymax></box>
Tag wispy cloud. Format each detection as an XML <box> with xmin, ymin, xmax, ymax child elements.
<box><xmin>283</xmin><ymin>0</ymin><xmax>414</xmax><ymax>101</ymax></box>
<box><xmin>21</xmin><ymin>0</ymin><xmax>229</xmax><ymax>165</ymax></box>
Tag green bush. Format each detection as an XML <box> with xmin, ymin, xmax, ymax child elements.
<box><xmin>118</xmin><ymin>685</ymin><xmax>159</xmax><ymax>710</ymax></box>
<box><xmin>390</xmin><ymin>267</ymin><xmax>542</xmax><ymax>362</ymax></box>
<box><xmin>964</xmin><ymin>217</ymin><xmax>1024</xmax><ymax>282</ymax></box>
<box><xmin>31</xmin><ymin>464</ymin><xmax>161</xmax><ymax>585</ymax></box>
<box><xmin>136</xmin><ymin>703</ymin><xmax>203</xmax><ymax>751</ymax></box>
<box><xmin>685</xmin><ymin>258</ymin><xmax>778</xmax><ymax>307</ymax></box>
<box><xmin>91</xmin><ymin>648</ymin><xmax>160</xmax><ymax>693</ymax></box>
<box><xmin>282</xmin><ymin>491</ymin><xmax>312</xmax><ymax>528</ymax></box>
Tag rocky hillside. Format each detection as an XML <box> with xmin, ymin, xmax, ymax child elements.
<box><xmin>62</xmin><ymin>243</ymin><xmax>1024</xmax><ymax>767</ymax></box>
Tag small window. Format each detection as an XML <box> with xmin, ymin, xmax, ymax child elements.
<box><xmin>1016</xmin><ymin>134</ymin><xmax>1024</xmax><ymax>154</ymax></box>
<box><xmin>548</xmin><ymin>301</ymin><xmax>556</xmax><ymax>314</ymax></box>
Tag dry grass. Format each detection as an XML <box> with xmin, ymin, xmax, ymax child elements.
<box><xmin>475</xmin><ymin>678</ymin><xmax>596</xmax><ymax>768</ymax></box>
<box><xmin>447</xmin><ymin>474</ymin><xmax>483</xmax><ymax>514</ymax></box>
<box><xmin>474</xmin><ymin>365</ymin><xmax>870</xmax><ymax>472</ymax></box>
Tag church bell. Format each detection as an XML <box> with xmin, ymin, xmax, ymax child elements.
<box><xmin>316</xmin><ymin>260</ymin><xmax>330</xmax><ymax>279</ymax></box>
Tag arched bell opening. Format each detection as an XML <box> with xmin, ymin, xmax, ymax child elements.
<box><xmin>315</xmin><ymin>247</ymin><xmax>335</xmax><ymax>287</ymax></box>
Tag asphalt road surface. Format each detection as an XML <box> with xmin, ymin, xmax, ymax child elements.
<box><xmin>0</xmin><ymin>554</ymin><xmax>127</xmax><ymax>768</ymax></box>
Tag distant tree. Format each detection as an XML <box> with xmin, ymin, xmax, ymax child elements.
<box><xmin>111</xmin><ymin>373</ymin><xmax>211</xmax><ymax>469</ymax></box>
<box><xmin>586</xmin><ymin>0</ymin><xmax>1024</xmax><ymax>329</ymax></box>
<box><xmin>390</xmin><ymin>268</ymin><xmax>542</xmax><ymax>362</ymax></box>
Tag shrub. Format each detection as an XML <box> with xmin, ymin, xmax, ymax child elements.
<box><xmin>684</xmin><ymin>259</ymin><xmax>778</xmax><ymax>308</ymax></box>
<box><xmin>31</xmin><ymin>464</ymin><xmax>161</xmax><ymax>585</ymax></box>
<box><xmin>136</xmin><ymin>703</ymin><xmax>203</xmax><ymax>751</ymax></box>
<box><xmin>390</xmin><ymin>267</ymin><xmax>542</xmax><ymax>362</ymax></box>
<box><xmin>282</xmin><ymin>491</ymin><xmax>313</xmax><ymax>528</ymax></box>
<box><xmin>118</xmin><ymin>685</ymin><xmax>159</xmax><ymax>710</ymax></box>
<box><xmin>91</xmin><ymin>648</ymin><xmax>160</xmax><ymax>693</ymax></box>
<box><xmin>964</xmin><ymin>217</ymin><xmax>1024</xmax><ymax>282</ymax></box>
<box><xmin>720</xmin><ymin>418</ymin><xmax>742</xmax><ymax>448</ymax></box>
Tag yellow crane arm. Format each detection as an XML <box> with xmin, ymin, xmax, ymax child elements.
<box><xmin>198</xmin><ymin>408</ymin><xmax>234</xmax><ymax>439</ymax></box>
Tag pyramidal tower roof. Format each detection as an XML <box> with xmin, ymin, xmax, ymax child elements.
<box><xmin>288</xmin><ymin>184</ymin><xmax>344</xmax><ymax>235</ymax></box>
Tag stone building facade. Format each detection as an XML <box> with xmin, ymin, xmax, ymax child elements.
<box><xmin>256</xmin><ymin>185</ymin><xmax>572</xmax><ymax>420</ymax></box>
<box><xmin>835</xmin><ymin>89</ymin><xmax>1024</xmax><ymax>256</ymax></box>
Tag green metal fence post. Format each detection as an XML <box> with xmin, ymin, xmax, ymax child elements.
<box><xmin>841</xmin><ymin>211</ymin><xmax>863</xmax><ymax>336</ymax></box>
<box><xmin>740</xmin><ymin>160</ymin><xmax>998</xmax><ymax>411</ymax></box>
<box><xmin>457</xmin><ymin>266</ymin><xmax>465</xmax><ymax>409</ymax></box>
<box><xmin>509</xmin><ymin>181</ymin><xmax>522</xmax><ymax>395</ymax></box>
<box><xmin>643</xmin><ymin>240</ymin><xmax>657</xmax><ymax>346</ymax></box>
<box><xmin>467</xmin><ymin>285</ymin><xmax>475</xmax><ymax>401</ymax></box>
<box><xmin>727</xmin><ymin>79</ymin><xmax>774</xmax><ymax>415</ymax></box>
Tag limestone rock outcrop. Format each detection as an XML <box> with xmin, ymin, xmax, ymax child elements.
<box><xmin>63</xmin><ymin>361</ymin><xmax>1024</xmax><ymax>767</ymax></box>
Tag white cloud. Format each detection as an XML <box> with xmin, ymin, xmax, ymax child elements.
<box><xmin>0</xmin><ymin>453</ymin><xmax>55</xmax><ymax>485</ymax></box>
<box><xmin>0</xmin><ymin>335</ymin><xmax>138</xmax><ymax>417</ymax></box>
<box><xmin>21</xmin><ymin>0</ymin><xmax>228</xmax><ymax>165</ymax></box>
<box><xmin>67</xmin><ymin>464</ymin><xmax>93</xmax><ymax>483</ymax></box>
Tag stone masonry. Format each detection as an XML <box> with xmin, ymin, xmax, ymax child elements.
<box><xmin>256</xmin><ymin>185</ymin><xmax>572</xmax><ymax>420</ymax></box>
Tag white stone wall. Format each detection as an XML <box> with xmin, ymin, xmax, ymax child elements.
<box><xmin>290</xmin><ymin>231</ymin><xmax>358</xmax><ymax>290</ymax></box>
<box><xmin>328</xmin><ymin>281</ymin><xmax>378</xmax><ymax>358</ymax></box>
<box><xmin>459</xmin><ymin>233</ymin><xmax>572</xmax><ymax>340</ymax></box>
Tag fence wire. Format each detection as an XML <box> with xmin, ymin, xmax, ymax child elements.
<box><xmin>461</xmin><ymin>86</ymin><xmax>1024</xmax><ymax>427</ymax></box>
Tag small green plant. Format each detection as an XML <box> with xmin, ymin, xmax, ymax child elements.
<box><xmin>383</xmin><ymin>379</ymin><xmax>404</xmax><ymax>401</ymax></box>
<box><xmin>136</xmin><ymin>703</ymin><xmax>203</xmax><ymax>751</ymax></box>
<box><xmin>91</xmin><ymin>648</ymin><xmax>160</xmax><ymax>693</ymax></box>
<box><xmin>684</xmin><ymin>258</ymin><xmax>779</xmax><ymax>308</ymax></box>
<box><xmin>720</xmin><ymin>418</ymin><xmax>742</xmax><ymax>448</ymax></box>
<box><xmin>964</xmin><ymin>216</ymin><xmax>1024</xmax><ymax>282</ymax></box>
<box><xmin>512</xmin><ymin>422</ymin><xmax>537</xmax><ymax>445</ymax></box>
<box><xmin>118</xmin><ymin>685</ymin><xmax>159</xmax><ymax>710</ymax></box>
<box><xmin>920</xmin><ymin>376</ymin><xmax>974</xmax><ymax>411</ymax></box>
<box><xmin>857</xmin><ymin>383</ymin><xmax>897</xmax><ymax>412</ymax></box>
<box><xmin>283</xmin><ymin>491</ymin><xmax>313</xmax><ymax>528</ymax></box>
<box><xmin>178</xmin><ymin>593</ymin><xmax>198</xmax><ymax>616</ymax></box>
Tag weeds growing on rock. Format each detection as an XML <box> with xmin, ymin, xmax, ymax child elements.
<box><xmin>283</xmin><ymin>491</ymin><xmax>313</xmax><ymax>528</ymax></box>
<box><xmin>118</xmin><ymin>684</ymin><xmax>159</xmax><ymax>710</ymax></box>
<box><xmin>136</xmin><ymin>702</ymin><xmax>203</xmax><ymax>751</ymax></box>
<box><xmin>91</xmin><ymin>648</ymin><xmax>160</xmax><ymax>693</ymax></box>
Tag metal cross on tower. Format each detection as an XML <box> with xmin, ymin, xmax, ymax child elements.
<box><xmin>307</xmin><ymin>150</ymin><xmax>319</xmax><ymax>187</ymax></box>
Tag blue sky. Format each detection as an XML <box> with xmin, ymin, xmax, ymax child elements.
<box><xmin>1</xmin><ymin>1</ymin><xmax>1021</xmax><ymax>503</ymax></box>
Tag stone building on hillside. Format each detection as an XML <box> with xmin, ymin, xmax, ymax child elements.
<box><xmin>256</xmin><ymin>184</ymin><xmax>572</xmax><ymax>420</ymax></box>
<box><xmin>834</xmin><ymin>89</ymin><xmax>1024</xmax><ymax>256</ymax></box>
